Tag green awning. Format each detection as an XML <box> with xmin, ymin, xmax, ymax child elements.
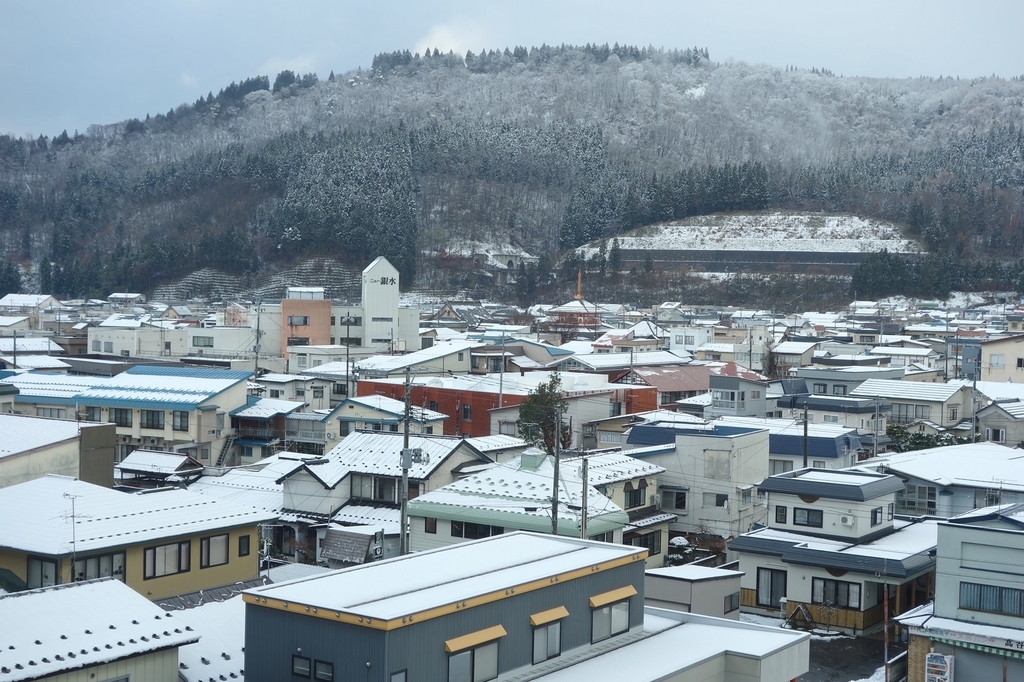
<box><xmin>931</xmin><ymin>636</ymin><xmax>1024</xmax><ymax>660</ymax></box>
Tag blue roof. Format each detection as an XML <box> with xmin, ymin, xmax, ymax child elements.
<box><xmin>626</xmin><ymin>423</ymin><xmax>763</xmax><ymax>447</ymax></box>
<box><xmin>126</xmin><ymin>366</ymin><xmax>252</xmax><ymax>381</ymax></box>
<box><xmin>768</xmin><ymin>432</ymin><xmax>863</xmax><ymax>459</ymax></box>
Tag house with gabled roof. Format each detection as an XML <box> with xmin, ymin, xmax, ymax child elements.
<box><xmin>407</xmin><ymin>450</ymin><xmax>630</xmax><ymax>555</ymax></box>
<box><xmin>330</xmin><ymin>394</ymin><xmax>448</xmax><ymax>438</ymax></box>
<box><xmin>0</xmin><ymin>474</ymin><xmax>276</xmax><ymax>599</ymax></box>
<box><xmin>854</xmin><ymin>441</ymin><xmax>1024</xmax><ymax>517</ymax></box>
<box><xmin>851</xmin><ymin>378</ymin><xmax>972</xmax><ymax>430</ymax></box>
<box><xmin>270</xmin><ymin>432</ymin><xmax>492</xmax><ymax>562</ymax></box>
<box><xmin>615</xmin><ymin>364</ymin><xmax>710</xmax><ymax>408</ymax></box>
<box><xmin>704</xmin><ymin>362</ymin><xmax>770</xmax><ymax>419</ymax></box>
<box><xmin>114</xmin><ymin>449</ymin><xmax>204</xmax><ymax>488</ymax></box>
<box><xmin>730</xmin><ymin>468</ymin><xmax>938</xmax><ymax>635</ymax></box>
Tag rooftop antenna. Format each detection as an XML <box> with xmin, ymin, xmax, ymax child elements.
<box><xmin>63</xmin><ymin>492</ymin><xmax>80</xmax><ymax>582</ymax></box>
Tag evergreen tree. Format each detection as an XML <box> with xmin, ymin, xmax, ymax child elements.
<box><xmin>516</xmin><ymin>373</ymin><xmax>569</xmax><ymax>457</ymax></box>
<box><xmin>0</xmin><ymin>261</ymin><xmax>21</xmax><ymax>296</ymax></box>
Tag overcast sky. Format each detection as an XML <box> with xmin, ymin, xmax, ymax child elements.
<box><xmin>1</xmin><ymin>0</ymin><xmax>1021</xmax><ymax>138</ymax></box>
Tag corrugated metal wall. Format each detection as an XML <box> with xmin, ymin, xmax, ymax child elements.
<box><xmin>245</xmin><ymin>604</ymin><xmax>387</xmax><ymax>682</ymax></box>
<box><xmin>384</xmin><ymin>561</ymin><xmax>644</xmax><ymax>680</ymax></box>
<box><xmin>244</xmin><ymin>560</ymin><xmax>645</xmax><ymax>682</ymax></box>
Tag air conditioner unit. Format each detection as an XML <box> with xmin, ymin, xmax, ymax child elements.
<box><xmin>215</xmin><ymin>429</ymin><xmax>223</xmax><ymax>437</ymax></box>
<box><xmin>208</xmin><ymin>429</ymin><xmax>217</xmax><ymax>436</ymax></box>
<box><xmin>149</xmin><ymin>438</ymin><xmax>157</xmax><ymax>445</ymax></box>
<box><xmin>650</xmin><ymin>494</ymin><xmax>660</xmax><ymax>507</ymax></box>
<box><xmin>840</xmin><ymin>515</ymin><xmax>854</xmax><ymax>526</ymax></box>
<box><xmin>326</xmin><ymin>432</ymin><xmax>335</xmax><ymax>440</ymax></box>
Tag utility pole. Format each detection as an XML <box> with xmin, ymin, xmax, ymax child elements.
<box><xmin>400</xmin><ymin>366</ymin><xmax>411</xmax><ymax>555</ymax></box>
<box><xmin>342</xmin><ymin>313</ymin><xmax>355</xmax><ymax>398</ymax></box>
<box><xmin>873</xmin><ymin>396</ymin><xmax>880</xmax><ymax>458</ymax></box>
<box><xmin>252</xmin><ymin>298</ymin><xmax>263</xmax><ymax>378</ymax></box>
<box><xmin>498</xmin><ymin>333</ymin><xmax>505</xmax><ymax>408</ymax></box>
<box><xmin>802</xmin><ymin>401</ymin><xmax>809</xmax><ymax>469</ymax></box>
<box><xmin>551</xmin><ymin>406</ymin><xmax>561</xmax><ymax>536</ymax></box>
<box><xmin>580</xmin><ymin>456</ymin><xmax>588</xmax><ymax>539</ymax></box>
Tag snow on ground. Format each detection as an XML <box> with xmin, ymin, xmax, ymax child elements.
<box><xmin>579</xmin><ymin>212</ymin><xmax>921</xmax><ymax>256</ymax></box>
<box><xmin>848</xmin><ymin>666</ymin><xmax>885</xmax><ymax>682</ymax></box>
<box><xmin>685</xmin><ymin>84</ymin><xmax>706</xmax><ymax>98</ymax></box>
<box><xmin>739</xmin><ymin>612</ymin><xmax>852</xmax><ymax>641</ymax></box>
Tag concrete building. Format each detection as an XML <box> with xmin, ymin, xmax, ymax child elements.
<box><xmin>0</xmin><ymin>414</ymin><xmax>115</xmax><ymax>489</ymax></box>
<box><xmin>623</xmin><ymin>422</ymin><xmax>770</xmax><ymax>539</ymax></box>
<box><xmin>704</xmin><ymin>363</ymin><xmax>770</xmax><ymax>419</ymax></box>
<box><xmin>899</xmin><ymin>504</ymin><xmax>1024</xmax><ymax>682</ymax></box>
<box><xmin>644</xmin><ymin>564</ymin><xmax>744</xmax><ymax>619</ymax></box>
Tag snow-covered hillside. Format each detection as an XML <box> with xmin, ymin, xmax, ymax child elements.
<box><xmin>581</xmin><ymin>212</ymin><xmax>921</xmax><ymax>256</ymax></box>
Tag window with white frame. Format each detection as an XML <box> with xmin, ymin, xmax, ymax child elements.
<box><xmin>985</xmin><ymin>427</ymin><xmax>1006</xmax><ymax>443</ymax></box>
<box><xmin>990</xmin><ymin>354</ymin><xmax>1005</xmax><ymax>368</ymax></box>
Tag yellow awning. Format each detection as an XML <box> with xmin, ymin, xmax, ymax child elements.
<box><xmin>589</xmin><ymin>585</ymin><xmax>638</xmax><ymax>608</ymax></box>
<box><xmin>530</xmin><ymin>605</ymin><xmax>569</xmax><ymax>627</ymax></box>
<box><xmin>444</xmin><ymin>625</ymin><xmax>508</xmax><ymax>653</ymax></box>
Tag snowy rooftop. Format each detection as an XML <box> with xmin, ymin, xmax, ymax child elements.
<box><xmin>0</xmin><ymin>337</ymin><xmax>63</xmax><ymax>353</ymax></box>
<box><xmin>245</xmin><ymin>532</ymin><xmax>640</xmax><ymax>621</ymax></box>
<box><xmin>850</xmin><ymin>378</ymin><xmax>963</xmax><ymax>402</ymax></box>
<box><xmin>0</xmin><ymin>579</ymin><xmax>198</xmax><ymax>681</ymax></box>
<box><xmin>342</xmin><ymin>394</ymin><xmax>448</xmax><ymax>421</ymax></box>
<box><xmin>172</xmin><ymin>595</ymin><xmax>245</xmax><ymax>682</ymax></box>
<box><xmin>460</xmin><ymin>434</ymin><xmax>528</xmax><ymax>453</ymax></box>
<box><xmin>4</xmin><ymin>365</ymin><xmax>250</xmax><ymax>409</ymax></box>
<box><xmin>356</xmin><ymin>340</ymin><xmax>481</xmax><ymax>373</ymax></box>
<box><xmin>645</xmin><ymin>565</ymin><xmax>743</xmax><ymax>581</ymax></box>
<box><xmin>407</xmin><ymin>452</ymin><xmax>626</xmax><ymax>532</ymax></box>
<box><xmin>0</xmin><ymin>475</ymin><xmax>277</xmax><ymax>555</ymax></box>
<box><xmin>114</xmin><ymin>449</ymin><xmax>201</xmax><ymax>475</ymax></box>
<box><xmin>289</xmin><ymin>432</ymin><xmax>478</xmax><ymax>487</ymax></box>
<box><xmin>562</xmin><ymin>451</ymin><xmax>665</xmax><ymax>485</ymax></box>
<box><xmin>233</xmin><ymin>397</ymin><xmax>305</xmax><ymax>418</ymax></box>
<box><xmin>188</xmin><ymin>454</ymin><xmax>311</xmax><ymax>513</ymax></box>
<box><xmin>0</xmin><ymin>354</ymin><xmax>70</xmax><ymax>369</ymax></box>
<box><xmin>855</xmin><ymin>442</ymin><xmax>1024</xmax><ymax>491</ymax></box>
<box><xmin>0</xmin><ymin>414</ymin><xmax>83</xmax><ymax>458</ymax></box>
<box><xmin>539</xmin><ymin>609</ymin><xmax>807</xmax><ymax>681</ymax></box>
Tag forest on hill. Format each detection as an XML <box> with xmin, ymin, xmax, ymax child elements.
<box><xmin>0</xmin><ymin>43</ymin><xmax>1023</xmax><ymax>302</ymax></box>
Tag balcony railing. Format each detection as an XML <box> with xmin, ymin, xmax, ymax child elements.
<box><xmin>236</xmin><ymin>427</ymin><xmax>279</xmax><ymax>440</ymax></box>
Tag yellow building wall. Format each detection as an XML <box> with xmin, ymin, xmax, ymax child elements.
<box><xmin>38</xmin><ymin>646</ymin><xmax>179</xmax><ymax>682</ymax></box>
<box><xmin>0</xmin><ymin>526</ymin><xmax>261</xmax><ymax>600</ymax></box>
